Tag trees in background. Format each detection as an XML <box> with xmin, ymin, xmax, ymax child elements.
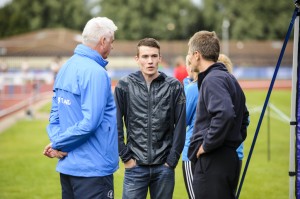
<box><xmin>0</xmin><ymin>0</ymin><xmax>296</xmax><ymax>40</ymax></box>
<box><xmin>99</xmin><ymin>0</ymin><xmax>204</xmax><ymax>40</ymax></box>
<box><xmin>0</xmin><ymin>0</ymin><xmax>92</xmax><ymax>38</ymax></box>
<box><xmin>201</xmin><ymin>0</ymin><xmax>295</xmax><ymax>40</ymax></box>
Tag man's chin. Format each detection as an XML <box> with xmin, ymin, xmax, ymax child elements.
<box><xmin>193</xmin><ymin>68</ymin><xmax>199</xmax><ymax>73</ymax></box>
<box><xmin>144</xmin><ymin>71</ymin><xmax>158</xmax><ymax>77</ymax></box>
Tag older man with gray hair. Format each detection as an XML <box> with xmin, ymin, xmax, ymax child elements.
<box><xmin>43</xmin><ymin>17</ymin><xmax>118</xmax><ymax>199</ymax></box>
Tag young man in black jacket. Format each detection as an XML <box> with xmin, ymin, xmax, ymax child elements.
<box><xmin>187</xmin><ymin>31</ymin><xmax>249</xmax><ymax>199</ymax></box>
<box><xmin>114</xmin><ymin>38</ymin><xmax>186</xmax><ymax>199</ymax></box>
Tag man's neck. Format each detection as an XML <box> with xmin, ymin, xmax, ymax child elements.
<box><xmin>199</xmin><ymin>60</ymin><xmax>216</xmax><ymax>73</ymax></box>
<box><xmin>142</xmin><ymin>72</ymin><xmax>160</xmax><ymax>84</ymax></box>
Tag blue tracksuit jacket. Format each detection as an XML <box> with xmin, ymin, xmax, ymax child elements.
<box><xmin>47</xmin><ymin>44</ymin><xmax>119</xmax><ymax>177</ymax></box>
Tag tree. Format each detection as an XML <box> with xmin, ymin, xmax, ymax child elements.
<box><xmin>201</xmin><ymin>0</ymin><xmax>295</xmax><ymax>40</ymax></box>
<box><xmin>98</xmin><ymin>0</ymin><xmax>204</xmax><ymax>40</ymax></box>
<box><xmin>0</xmin><ymin>0</ymin><xmax>92</xmax><ymax>38</ymax></box>
<box><xmin>0</xmin><ymin>0</ymin><xmax>295</xmax><ymax>40</ymax></box>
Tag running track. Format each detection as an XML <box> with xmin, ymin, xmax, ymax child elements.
<box><xmin>0</xmin><ymin>79</ymin><xmax>292</xmax><ymax>121</ymax></box>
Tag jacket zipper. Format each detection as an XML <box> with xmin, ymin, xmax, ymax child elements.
<box><xmin>147</xmin><ymin>82</ymin><xmax>152</xmax><ymax>164</ymax></box>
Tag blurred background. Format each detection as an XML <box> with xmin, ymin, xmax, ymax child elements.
<box><xmin>0</xmin><ymin>0</ymin><xmax>294</xmax><ymax>121</ymax></box>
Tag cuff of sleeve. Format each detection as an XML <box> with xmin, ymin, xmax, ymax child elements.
<box><xmin>188</xmin><ymin>141</ymin><xmax>201</xmax><ymax>163</ymax></box>
<box><xmin>166</xmin><ymin>152</ymin><xmax>180</xmax><ymax>169</ymax></box>
<box><xmin>202</xmin><ymin>143</ymin><xmax>208</xmax><ymax>153</ymax></box>
<box><xmin>119</xmin><ymin>148</ymin><xmax>133</xmax><ymax>163</ymax></box>
<box><xmin>121</xmin><ymin>154</ymin><xmax>133</xmax><ymax>163</ymax></box>
<box><xmin>51</xmin><ymin>142</ymin><xmax>58</xmax><ymax>150</ymax></box>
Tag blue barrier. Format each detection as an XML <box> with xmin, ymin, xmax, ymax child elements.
<box><xmin>108</xmin><ymin>66</ymin><xmax>292</xmax><ymax>80</ymax></box>
<box><xmin>0</xmin><ymin>66</ymin><xmax>292</xmax><ymax>85</ymax></box>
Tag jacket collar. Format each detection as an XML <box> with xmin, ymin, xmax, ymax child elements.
<box><xmin>130</xmin><ymin>70</ymin><xmax>166</xmax><ymax>82</ymax></box>
<box><xmin>74</xmin><ymin>44</ymin><xmax>108</xmax><ymax>68</ymax></box>
<box><xmin>197</xmin><ymin>62</ymin><xmax>228</xmax><ymax>89</ymax></box>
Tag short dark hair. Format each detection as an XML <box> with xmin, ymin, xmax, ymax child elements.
<box><xmin>136</xmin><ymin>38</ymin><xmax>160</xmax><ymax>56</ymax></box>
<box><xmin>188</xmin><ymin>31</ymin><xmax>220</xmax><ymax>62</ymax></box>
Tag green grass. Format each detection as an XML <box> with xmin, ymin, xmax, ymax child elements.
<box><xmin>239</xmin><ymin>90</ymin><xmax>291</xmax><ymax>199</ymax></box>
<box><xmin>38</xmin><ymin>102</ymin><xmax>52</xmax><ymax>114</ymax></box>
<box><xmin>0</xmin><ymin>89</ymin><xmax>292</xmax><ymax>199</ymax></box>
<box><xmin>0</xmin><ymin>119</ymin><xmax>59</xmax><ymax>199</ymax></box>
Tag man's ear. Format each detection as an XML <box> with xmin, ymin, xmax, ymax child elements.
<box><xmin>195</xmin><ymin>51</ymin><xmax>201</xmax><ymax>61</ymax></box>
<box><xmin>99</xmin><ymin>37</ymin><xmax>106</xmax><ymax>46</ymax></box>
<box><xmin>135</xmin><ymin>55</ymin><xmax>139</xmax><ymax>62</ymax></box>
<box><xmin>158</xmin><ymin>55</ymin><xmax>162</xmax><ymax>63</ymax></box>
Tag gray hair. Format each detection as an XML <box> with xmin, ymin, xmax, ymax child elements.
<box><xmin>82</xmin><ymin>17</ymin><xmax>117</xmax><ymax>46</ymax></box>
<box><xmin>188</xmin><ymin>31</ymin><xmax>220</xmax><ymax>62</ymax></box>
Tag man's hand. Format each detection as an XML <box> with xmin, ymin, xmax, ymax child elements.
<box><xmin>196</xmin><ymin>145</ymin><xmax>205</xmax><ymax>158</ymax></box>
<box><xmin>124</xmin><ymin>158</ymin><xmax>136</xmax><ymax>169</ymax></box>
<box><xmin>43</xmin><ymin>143</ymin><xmax>68</xmax><ymax>159</ymax></box>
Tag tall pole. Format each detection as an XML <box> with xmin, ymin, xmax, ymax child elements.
<box><xmin>236</xmin><ymin>7</ymin><xmax>299</xmax><ymax>199</ymax></box>
<box><xmin>222</xmin><ymin>18</ymin><xmax>230</xmax><ymax>56</ymax></box>
<box><xmin>290</xmin><ymin>9</ymin><xmax>299</xmax><ymax>199</ymax></box>
<box><xmin>267</xmin><ymin>102</ymin><xmax>271</xmax><ymax>161</ymax></box>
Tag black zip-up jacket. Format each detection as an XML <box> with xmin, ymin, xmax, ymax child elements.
<box><xmin>114</xmin><ymin>71</ymin><xmax>186</xmax><ymax>168</ymax></box>
<box><xmin>188</xmin><ymin>63</ymin><xmax>249</xmax><ymax>162</ymax></box>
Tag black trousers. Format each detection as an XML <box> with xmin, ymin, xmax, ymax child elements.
<box><xmin>192</xmin><ymin>146</ymin><xmax>239</xmax><ymax>199</ymax></box>
<box><xmin>60</xmin><ymin>173</ymin><xmax>114</xmax><ymax>199</ymax></box>
<box><xmin>234</xmin><ymin>160</ymin><xmax>243</xmax><ymax>194</ymax></box>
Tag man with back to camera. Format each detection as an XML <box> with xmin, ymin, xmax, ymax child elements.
<box><xmin>43</xmin><ymin>17</ymin><xmax>119</xmax><ymax>199</ymax></box>
<box><xmin>187</xmin><ymin>31</ymin><xmax>249</xmax><ymax>199</ymax></box>
<box><xmin>114</xmin><ymin>38</ymin><xmax>186</xmax><ymax>199</ymax></box>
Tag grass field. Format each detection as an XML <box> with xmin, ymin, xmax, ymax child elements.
<box><xmin>0</xmin><ymin>89</ymin><xmax>292</xmax><ymax>199</ymax></box>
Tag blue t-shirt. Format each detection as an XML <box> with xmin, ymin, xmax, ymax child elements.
<box><xmin>182</xmin><ymin>78</ymin><xmax>198</xmax><ymax>161</ymax></box>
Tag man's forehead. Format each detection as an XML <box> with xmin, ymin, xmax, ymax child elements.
<box><xmin>138</xmin><ymin>46</ymin><xmax>160</xmax><ymax>54</ymax></box>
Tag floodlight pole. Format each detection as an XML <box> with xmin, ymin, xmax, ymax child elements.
<box><xmin>222</xmin><ymin>18</ymin><xmax>230</xmax><ymax>56</ymax></box>
<box><xmin>267</xmin><ymin>102</ymin><xmax>271</xmax><ymax>162</ymax></box>
<box><xmin>289</xmin><ymin>6</ymin><xmax>299</xmax><ymax>199</ymax></box>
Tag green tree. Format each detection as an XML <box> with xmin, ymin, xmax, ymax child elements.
<box><xmin>201</xmin><ymin>0</ymin><xmax>295</xmax><ymax>40</ymax></box>
<box><xmin>0</xmin><ymin>0</ymin><xmax>92</xmax><ymax>38</ymax></box>
<box><xmin>98</xmin><ymin>0</ymin><xmax>204</xmax><ymax>40</ymax></box>
<box><xmin>1</xmin><ymin>0</ymin><xmax>295</xmax><ymax>40</ymax></box>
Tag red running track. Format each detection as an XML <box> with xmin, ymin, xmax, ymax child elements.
<box><xmin>0</xmin><ymin>79</ymin><xmax>292</xmax><ymax>121</ymax></box>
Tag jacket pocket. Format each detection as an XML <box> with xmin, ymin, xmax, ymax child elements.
<box><xmin>97</xmin><ymin>121</ymin><xmax>112</xmax><ymax>155</ymax></box>
<box><xmin>101</xmin><ymin>121</ymin><xmax>111</xmax><ymax>132</ymax></box>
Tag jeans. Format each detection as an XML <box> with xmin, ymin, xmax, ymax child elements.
<box><xmin>122</xmin><ymin>164</ymin><xmax>174</xmax><ymax>199</ymax></box>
